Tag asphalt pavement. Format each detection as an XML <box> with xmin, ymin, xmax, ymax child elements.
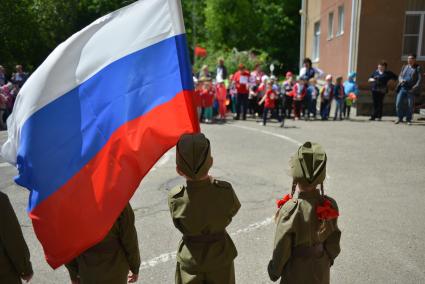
<box><xmin>1</xmin><ymin>115</ymin><xmax>424</xmax><ymax>284</ymax></box>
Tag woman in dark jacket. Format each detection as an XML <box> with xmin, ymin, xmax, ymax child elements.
<box><xmin>368</xmin><ymin>61</ymin><xmax>397</xmax><ymax>120</ymax></box>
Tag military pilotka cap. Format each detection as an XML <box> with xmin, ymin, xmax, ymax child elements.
<box><xmin>176</xmin><ymin>133</ymin><xmax>213</xmax><ymax>180</ymax></box>
<box><xmin>290</xmin><ymin>142</ymin><xmax>327</xmax><ymax>185</ymax></box>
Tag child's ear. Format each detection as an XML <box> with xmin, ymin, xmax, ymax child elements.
<box><xmin>211</xmin><ymin>157</ymin><xmax>214</xmax><ymax>167</ymax></box>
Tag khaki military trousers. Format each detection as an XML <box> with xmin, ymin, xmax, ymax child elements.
<box><xmin>175</xmin><ymin>262</ymin><xmax>235</xmax><ymax>284</ymax></box>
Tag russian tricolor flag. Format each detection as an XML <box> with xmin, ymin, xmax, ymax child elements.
<box><xmin>1</xmin><ymin>0</ymin><xmax>199</xmax><ymax>268</ymax></box>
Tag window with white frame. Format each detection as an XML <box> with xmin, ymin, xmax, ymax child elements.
<box><xmin>313</xmin><ymin>21</ymin><xmax>320</xmax><ymax>61</ymax></box>
<box><xmin>402</xmin><ymin>12</ymin><xmax>425</xmax><ymax>58</ymax></box>
<box><xmin>337</xmin><ymin>6</ymin><xmax>344</xmax><ymax>35</ymax></box>
<box><xmin>328</xmin><ymin>12</ymin><xmax>334</xmax><ymax>39</ymax></box>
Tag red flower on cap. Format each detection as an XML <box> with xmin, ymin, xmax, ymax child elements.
<box><xmin>316</xmin><ymin>198</ymin><xmax>339</xmax><ymax>221</ymax></box>
<box><xmin>276</xmin><ymin>194</ymin><xmax>292</xmax><ymax>209</ymax></box>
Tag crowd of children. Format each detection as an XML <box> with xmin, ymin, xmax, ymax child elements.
<box><xmin>0</xmin><ymin>65</ymin><xmax>28</xmax><ymax>130</ymax></box>
<box><xmin>193</xmin><ymin>58</ymin><xmax>359</xmax><ymax>127</ymax></box>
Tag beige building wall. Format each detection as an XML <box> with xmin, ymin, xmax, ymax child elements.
<box><xmin>304</xmin><ymin>0</ymin><xmax>322</xmax><ymax>68</ymax></box>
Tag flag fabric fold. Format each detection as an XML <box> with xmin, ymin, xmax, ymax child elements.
<box><xmin>1</xmin><ymin>0</ymin><xmax>199</xmax><ymax>268</ymax></box>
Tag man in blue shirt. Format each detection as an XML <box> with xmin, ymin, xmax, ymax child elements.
<box><xmin>395</xmin><ymin>54</ymin><xmax>422</xmax><ymax>125</ymax></box>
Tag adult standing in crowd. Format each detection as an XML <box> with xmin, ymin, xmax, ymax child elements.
<box><xmin>0</xmin><ymin>66</ymin><xmax>6</xmax><ymax>86</ymax></box>
<box><xmin>216</xmin><ymin>58</ymin><xmax>228</xmax><ymax>82</ymax></box>
<box><xmin>251</xmin><ymin>64</ymin><xmax>264</xmax><ymax>83</ymax></box>
<box><xmin>0</xmin><ymin>87</ymin><xmax>8</xmax><ymax>130</ymax></box>
<box><xmin>11</xmin><ymin>65</ymin><xmax>28</xmax><ymax>88</ymax></box>
<box><xmin>232</xmin><ymin>63</ymin><xmax>250</xmax><ymax>120</ymax></box>
<box><xmin>0</xmin><ymin>191</ymin><xmax>34</xmax><ymax>283</ymax></box>
<box><xmin>198</xmin><ymin>65</ymin><xmax>212</xmax><ymax>81</ymax></box>
<box><xmin>368</xmin><ymin>61</ymin><xmax>397</xmax><ymax>121</ymax></box>
<box><xmin>299</xmin><ymin>58</ymin><xmax>324</xmax><ymax>80</ymax></box>
<box><xmin>395</xmin><ymin>54</ymin><xmax>422</xmax><ymax>125</ymax></box>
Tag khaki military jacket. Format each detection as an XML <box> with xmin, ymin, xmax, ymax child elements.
<box><xmin>65</xmin><ymin>203</ymin><xmax>140</xmax><ymax>284</ymax></box>
<box><xmin>268</xmin><ymin>189</ymin><xmax>341</xmax><ymax>284</ymax></box>
<box><xmin>0</xmin><ymin>192</ymin><xmax>33</xmax><ymax>284</ymax></box>
<box><xmin>168</xmin><ymin>177</ymin><xmax>241</xmax><ymax>272</ymax></box>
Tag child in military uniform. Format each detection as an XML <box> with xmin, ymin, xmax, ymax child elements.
<box><xmin>0</xmin><ymin>192</ymin><xmax>34</xmax><ymax>284</ymax></box>
<box><xmin>168</xmin><ymin>133</ymin><xmax>241</xmax><ymax>284</ymax></box>
<box><xmin>268</xmin><ymin>142</ymin><xmax>341</xmax><ymax>284</ymax></box>
<box><xmin>65</xmin><ymin>203</ymin><xmax>140</xmax><ymax>284</ymax></box>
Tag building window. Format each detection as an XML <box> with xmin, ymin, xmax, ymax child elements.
<box><xmin>337</xmin><ymin>6</ymin><xmax>344</xmax><ymax>35</ymax></box>
<box><xmin>313</xmin><ymin>21</ymin><xmax>320</xmax><ymax>61</ymax></box>
<box><xmin>328</xmin><ymin>12</ymin><xmax>334</xmax><ymax>39</ymax></box>
<box><xmin>402</xmin><ymin>12</ymin><xmax>425</xmax><ymax>58</ymax></box>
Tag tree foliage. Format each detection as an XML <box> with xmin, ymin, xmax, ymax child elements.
<box><xmin>202</xmin><ymin>0</ymin><xmax>300</xmax><ymax>72</ymax></box>
<box><xmin>0</xmin><ymin>0</ymin><xmax>300</xmax><ymax>74</ymax></box>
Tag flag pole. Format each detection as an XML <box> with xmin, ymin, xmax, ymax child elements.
<box><xmin>192</xmin><ymin>0</ymin><xmax>196</xmax><ymax>66</ymax></box>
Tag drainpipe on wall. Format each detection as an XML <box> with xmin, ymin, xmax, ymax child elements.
<box><xmin>299</xmin><ymin>0</ymin><xmax>307</xmax><ymax>70</ymax></box>
<box><xmin>348</xmin><ymin>0</ymin><xmax>360</xmax><ymax>74</ymax></box>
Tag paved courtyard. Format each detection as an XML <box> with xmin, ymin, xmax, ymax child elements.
<box><xmin>1</xmin><ymin>115</ymin><xmax>424</xmax><ymax>283</ymax></box>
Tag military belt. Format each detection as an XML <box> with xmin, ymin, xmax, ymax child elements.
<box><xmin>85</xmin><ymin>239</ymin><xmax>121</xmax><ymax>254</ymax></box>
<box><xmin>182</xmin><ymin>232</ymin><xmax>226</xmax><ymax>244</ymax></box>
<box><xmin>292</xmin><ymin>243</ymin><xmax>324</xmax><ymax>258</ymax></box>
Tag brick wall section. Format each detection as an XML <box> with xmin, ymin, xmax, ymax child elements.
<box><xmin>318</xmin><ymin>0</ymin><xmax>352</xmax><ymax>78</ymax></box>
<box><xmin>356</xmin><ymin>0</ymin><xmax>425</xmax><ymax>115</ymax></box>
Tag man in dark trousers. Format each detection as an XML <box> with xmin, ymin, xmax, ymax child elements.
<box><xmin>0</xmin><ymin>191</ymin><xmax>34</xmax><ymax>283</ymax></box>
<box><xmin>395</xmin><ymin>54</ymin><xmax>422</xmax><ymax>125</ymax></box>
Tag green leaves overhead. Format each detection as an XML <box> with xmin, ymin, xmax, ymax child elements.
<box><xmin>0</xmin><ymin>0</ymin><xmax>299</xmax><ymax>73</ymax></box>
<box><xmin>186</xmin><ymin>0</ymin><xmax>300</xmax><ymax>72</ymax></box>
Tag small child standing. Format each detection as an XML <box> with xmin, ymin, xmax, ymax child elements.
<box><xmin>215</xmin><ymin>78</ymin><xmax>228</xmax><ymax>121</ymax></box>
<box><xmin>200</xmin><ymin>82</ymin><xmax>215</xmax><ymax>123</ymax></box>
<box><xmin>343</xmin><ymin>72</ymin><xmax>358</xmax><ymax>119</ymax></box>
<box><xmin>333</xmin><ymin>76</ymin><xmax>345</xmax><ymax>121</ymax></box>
<box><xmin>193</xmin><ymin>81</ymin><xmax>202</xmax><ymax>122</ymax></box>
<box><xmin>281</xmin><ymin>72</ymin><xmax>295</xmax><ymax>121</ymax></box>
<box><xmin>292</xmin><ymin>77</ymin><xmax>307</xmax><ymax>120</ymax></box>
<box><xmin>258</xmin><ymin>82</ymin><xmax>277</xmax><ymax>126</ymax></box>
<box><xmin>268</xmin><ymin>142</ymin><xmax>341</xmax><ymax>284</ymax></box>
<box><xmin>320</xmin><ymin>75</ymin><xmax>334</xmax><ymax>120</ymax></box>
<box><xmin>306</xmin><ymin>78</ymin><xmax>319</xmax><ymax>120</ymax></box>
<box><xmin>169</xmin><ymin>133</ymin><xmax>241</xmax><ymax>284</ymax></box>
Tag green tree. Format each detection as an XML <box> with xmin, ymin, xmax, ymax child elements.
<box><xmin>203</xmin><ymin>0</ymin><xmax>300</xmax><ymax>72</ymax></box>
<box><xmin>0</xmin><ymin>0</ymin><xmax>39</xmax><ymax>70</ymax></box>
<box><xmin>181</xmin><ymin>0</ymin><xmax>207</xmax><ymax>61</ymax></box>
<box><xmin>205</xmin><ymin>0</ymin><xmax>259</xmax><ymax>51</ymax></box>
<box><xmin>254</xmin><ymin>0</ymin><xmax>300</xmax><ymax>71</ymax></box>
<box><xmin>0</xmin><ymin>0</ymin><xmax>300</xmax><ymax>74</ymax></box>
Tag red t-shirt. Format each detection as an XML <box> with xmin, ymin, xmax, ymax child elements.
<box><xmin>292</xmin><ymin>83</ymin><xmax>306</xmax><ymax>101</ymax></box>
<box><xmin>233</xmin><ymin>70</ymin><xmax>250</xmax><ymax>94</ymax></box>
<box><xmin>193</xmin><ymin>89</ymin><xmax>202</xmax><ymax>107</ymax></box>
<box><xmin>201</xmin><ymin>89</ymin><xmax>214</xmax><ymax>107</ymax></box>
<box><xmin>215</xmin><ymin>84</ymin><xmax>227</xmax><ymax>101</ymax></box>
<box><xmin>264</xmin><ymin>90</ymin><xmax>277</xmax><ymax>109</ymax></box>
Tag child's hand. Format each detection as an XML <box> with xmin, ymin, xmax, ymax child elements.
<box><xmin>128</xmin><ymin>273</ymin><xmax>138</xmax><ymax>283</ymax></box>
